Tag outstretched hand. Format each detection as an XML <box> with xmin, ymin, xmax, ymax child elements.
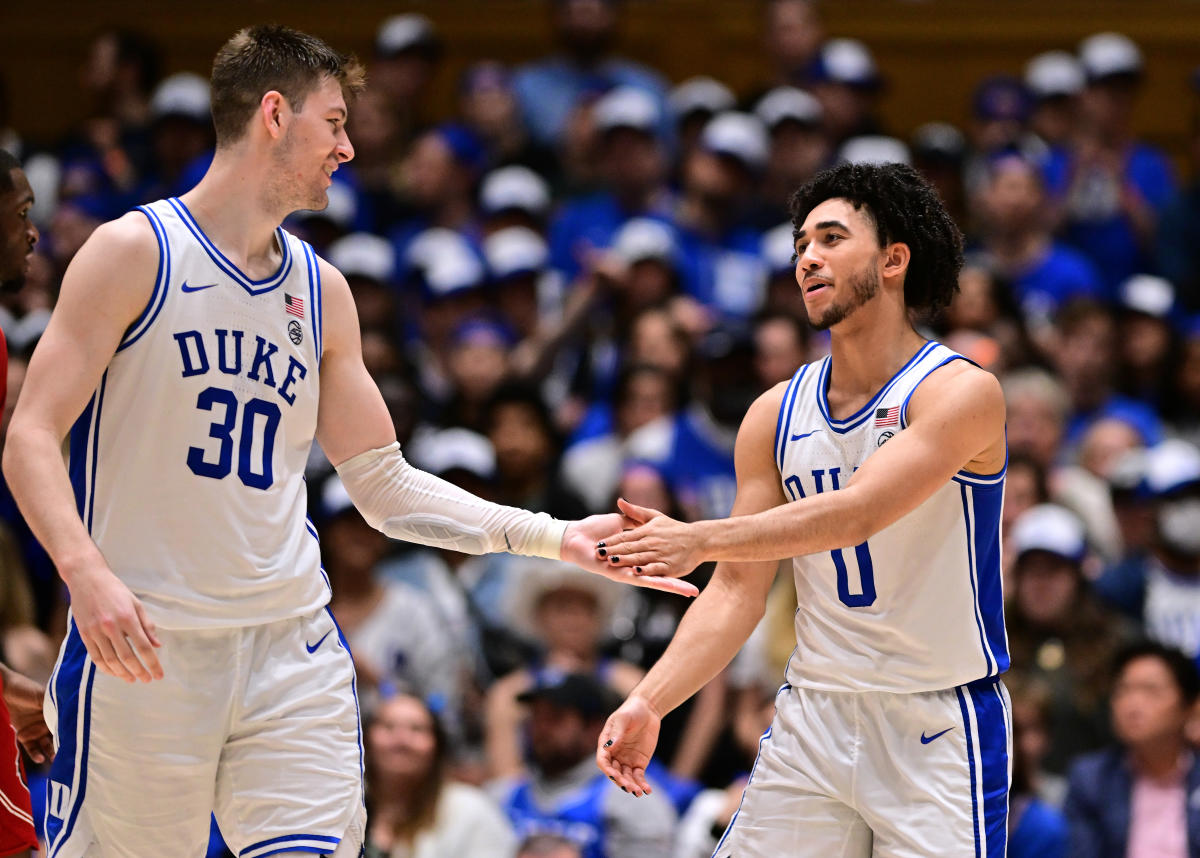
<box><xmin>596</xmin><ymin>695</ymin><xmax>661</xmax><ymax>796</ymax></box>
<box><xmin>592</xmin><ymin>498</ymin><xmax>703</xmax><ymax>580</ymax></box>
<box><xmin>563</xmin><ymin>514</ymin><xmax>699</xmax><ymax>597</ymax></box>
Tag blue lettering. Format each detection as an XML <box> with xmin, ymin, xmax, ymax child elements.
<box><xmin>276</xmin><ymin>355</ymin><xmax>308</xmax><ymax>405</ymax></box>
<box><xmin>247</xmin><ymin>336</ymin><xmax>279</xmax><ymax>388</ymax></box>
<box><xmin>215</xmin><ymin>329</ymin><xmax>244</xmax><ymax>375</ymax></box>
<box><xmin>173</xmin><ymin>331</ymin><xmax>209</xmax><ymax>378</ymax></box>
<box><xmin>784</xmin><ymin>474</ymin><xmax>805</xmax><ymax>500</ymax></box>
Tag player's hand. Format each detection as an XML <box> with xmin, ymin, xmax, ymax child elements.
<box><xmin>596</xmin><ymin>694</ymin><xmax>661</xmax><ymax>797</ymax></box>
<box><xmin>67</xmin><ymin>565</ymin><xmax>163</xmax><ymax>683</ymax></box>
<box><xmin>563</xmin><ymin>514</ymin><xmax>699</xmax><ymax>597</ymax></box>
<box><xmin>594</xmin><ymin>498</ymin><xmax>702</xmax><ymax>580</ymax></box>
<box><xmin>0</xmin><ymin>666</ymin><xmax>53</xmax><ymax>764</ymax></box>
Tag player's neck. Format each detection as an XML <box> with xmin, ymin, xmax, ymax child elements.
<box><xmin>178</xmin><ymin>152</ymin><xmax>288</xmax><ymax>270</ymax></box>
<box><xmin>826</xmin><ymin>303</ymin><xmax>926</xmax><ymax>405</ymax></box>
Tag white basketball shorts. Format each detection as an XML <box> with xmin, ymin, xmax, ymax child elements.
<box><xmin>41</xmin><ymin>607</ymin><xmax>365</xmax><ymax>858</ymax></box>
<box><xmin>713</xmin><ymin>678</ymin><xmax>1011</xmax><ymax>858</ymax></box>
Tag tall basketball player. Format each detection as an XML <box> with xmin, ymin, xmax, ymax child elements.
<box><xmin>596</xmin><ymin>163</ymin><xmax>1011</xmax><ymax>856</ymax></box>
<box><xmin>3</xmin><ymin>26</ymin><xmax>694</xmax><ymax>858</ymax></box>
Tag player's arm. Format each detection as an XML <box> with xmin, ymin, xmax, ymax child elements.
<box><xmin>2</xmin><ymin>213</ymin><xmax>164</xmax><ymax>683</ymax></box>
<box><xmin>312</xmin><ymin>260</ymin><xmax>697</xmax><ymax>596</ymax></box>
<box><xmin>0</xmin><ymin>662</ymin><xmax>52</xmax><ymax>763</ymax></box>
<box><xmin>597</xmin><ymin>385</ymin><xmax>787</xmax><ymax>795</ymax></box>
<box><xmin>599</xmin><ymin>361</ymin><xmax>1006</xmax><ymax>576</ymax></box>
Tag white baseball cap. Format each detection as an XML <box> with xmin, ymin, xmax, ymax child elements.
<box><xmin>669</xmin><ymin>76</ymin><xmax>736</xmax><ymax>120</ymax></box>
<box><xmin>151</xmin><ymin>73</ymin><xmax>211</xmax><ymax>123</ymax></box>
<box><xmin>593</xmin><ymin>86</ymin><xmax>660</xmax><ymax>135</ymax></box>
<box><xmin>375</xmin><ymin>14</ymin><xmax>440</xmax><ymax>58</ymax></box>
<box><xmin>328</xmin><ymin>232</ymin><xmax>395</xmax><ymax>283</ymax></box>
<box><xmin>815</xmin><ymin>38</ymin><xmax>881</xmax><ymax>89</ymax></box>
<box><xmin>761</xmin><ymin>221</ymin><xmax>797</xmax><ymax>275</ymax></box>
<box><xmin>1119</xmin><ymin>274</ymin><xmax>1174</xmax><ymax>319</ymax></box>
<box><xmin>838</xmin><ymin>135</ymin><xmax>911</xmax><ymax>167</ymax></box>
<box><xmin>1025</xmin><ymin>50</ymin><xmax>1086</xmax><ymax>99</ymax></box>
<box><xmin>755</xmin><ymin>87</ymin><xmax>823</xmax><ymax>130</ymax></box>
<box><xmin>1011</xmin><ymin>504</ymin><xmax>1087</xmax><ymax>562</ymax></box>
<box><xmin>1078</xmin><ymin>32</ymin><xmax>1143</xmax><ymax>81</ymax></box>
<box><xmin>700</xmin><ymin>112</ymin><xmax>769</xmax><ymax>172</ymax></box>
<box><xmin>484</xmin><ymin>226</ymin><xmax>549</xmax><ymax>280</ymax></box>
<box><xmin>1144</xmin><ymin>439</ymin><xmax>1200</xmax><ymax>496</ymax></box>
<box><xmin>408</xmin><ymin>427</ymin><xmax>496</xmax><ymax>479</ymax></box>
<box><xmin>479</xmin><ymin>166</ymin><xmax>551</xmax><ymax>218</ymax></box>
<box><xmin>612</xmin><ymin>218</ymin><xmax>677</xmax><ymax>265</ymax></box>
<box><xmin>407</xmin><ymin>228</ymin><xmax>485</xmax><ymax>298</ymax></box>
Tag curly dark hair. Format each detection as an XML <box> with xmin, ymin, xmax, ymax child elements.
<box><xmin>788</xmin><ymin>162</ymin><xmax>964</xmax><ymax>316</ymax></box>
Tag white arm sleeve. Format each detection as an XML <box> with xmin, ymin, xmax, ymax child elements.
<box><xmin>334</xmin><ymin>442</ymin><xmax>568</xmax><ymax>559</ymax></box>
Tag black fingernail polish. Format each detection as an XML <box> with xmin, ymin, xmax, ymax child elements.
<box><xmin>610</xmin><ymin>556</ymin><xmax>619</xmax><ymax>563</ymax></box>
<box><xmin>598</xmin><ymin>548</ymin><xmax>607</xmax><ymax>557</ymax></box>
<box><xmin>636</xmin><ymin>566</ymin><xmax>642</xmax><ymax>573</ymax></box>
<box><xmin>597</xmin><ymin>541</ymin><xmax>606</xmax><ymax>548</ymax></box>
<box><xmin>604</xmin><ymin>739</ymin><xmax>613</xmax><ymax>747</ymax></box>
<box><xmin>621</xmin><ymin>787</ymin><xmax>628</xmax><ymax>793</ymax></box>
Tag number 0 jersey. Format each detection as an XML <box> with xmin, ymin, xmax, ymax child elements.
<box><xmin>68</xmin><ymin>198</ymin><xmax>328</xmax><ymax>629</ymax></box>
<box><xmin>776</xmin><ymin>341</ymin><xmax>1009</xmax><ymax>693</ymax></box>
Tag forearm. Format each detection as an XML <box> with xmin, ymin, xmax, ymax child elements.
<box><xmin>335</xmin><ymin>443</ymin><xmax>566</xmax><ymax>558</ymax></box>
<box><xmin>687</xmin><ymin>487</ymin><xmax>871</xmax><ymax>565</ymax></box>
<box><xmin>632</xmin><ymin>570</ymin><xmax>768</xmax><ymax>717</ymax></box>
<box><xmin>2</xmin><ymin>424</ymin><xmax>104</xmax><ymax>585</ymax></box>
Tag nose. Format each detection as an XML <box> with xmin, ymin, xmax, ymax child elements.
<box><xmin>336</xmin><ymin>128</ymin><xmax>355</xmax><ymax>164</ymax></box>
<box><xmin>796</xmin><ymin>244</ymin><xmax>823</xmax><ymax>273</ymax></box>
<box><xmin>28</xmin><ymin>220</ymin><xmax>39</xmax><ymax>248</ymax></box>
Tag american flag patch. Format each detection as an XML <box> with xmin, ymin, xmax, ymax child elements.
<box><xmin>875</xmin><ymin>406</ymin><xmax>899</xmax><ymax>427</ymax></box>
<box><xmin>284</xmin><ymin>293</ymin><xmax>305</xmax><ymax>318</ymax></box>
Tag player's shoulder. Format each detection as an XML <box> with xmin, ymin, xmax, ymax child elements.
<box><xmin>909</xmin><ymin>356</ymin><xmax>1004</xmax><ymax>423</ymax></box>
<box><xmin>88</xmin><ymin>209</ymin><xmax>160</xmax><ymax>255</ymax></box>
<box><xmin>65</xmin><ymin>210</ymin><xmax>160</xmax><ymax>287</ymax></box>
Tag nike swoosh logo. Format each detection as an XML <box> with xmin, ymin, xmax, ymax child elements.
<box><xmin>305</xmin><ymin>630</ymin><xmax>333</xmax><ymax>654</ymax></box>
<box><xmin>504</xmin><ymin>529</ymin><xmax>513</xmax><ymax>551</ymax></box>
<box><xmin>789</xmin><ymin>428</ymin><xmax>823</xmax><ymax>442</ymax></box>
<box><xmin>181</xmin><ymin>281</ymin><xmax>218</xmax><ymax>292</ymax></box>
<box><xmin>920</xmin><ymin>727</ymin><xmax>954</xmax><ymax>744</ymax></box>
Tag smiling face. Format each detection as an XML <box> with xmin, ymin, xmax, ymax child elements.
<box><xmin>0</xmin><ymin>168</ymin><xmax>38</xmax><ymax>291</ymax></box>
<box><xmin>793</xmin><ymin>197</ymin><xmax>884</xmax><ymax>331</ymax></box>
<box><xmin>269</xmin><ymin>75</ymin><xmax>355</xmax><ymax>214</ymax></box>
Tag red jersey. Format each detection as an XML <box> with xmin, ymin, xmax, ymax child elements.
<box><xmin>0</xmin><ymin>672</ymin><xmax>38</xmax><ymax>854</ymax></box>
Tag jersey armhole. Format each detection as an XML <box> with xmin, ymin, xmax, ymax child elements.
<box><xmin>116</xmin><ymin>206</ymin><xmax>171</xmax><ymax>352</ymax></box>
<box><xmin>774</xmin><ymin>364</ymin><xmax>809</xmax><ymax>473</ymax></box>
<box><xmin>301</xmin><ymin>241</ymin><xmax>323</xmax><ymax>368</ymax></box>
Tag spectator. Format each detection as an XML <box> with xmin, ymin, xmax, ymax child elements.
<box><xmin>1047</xmin><ymin>32</ymin><xmax>1176</xmax><ymax>293</ymax></box>
<box><xmin>754</xmin><ymin>0</ymin><xmax>825</xmax><ymax>94</ymax></box>
<box><xmin>393</xmin><ymin>125</ymin><xmax>487</xmax><ymax>252</ymax></box>
<box><xmin>440</xmin><ymin>317</ymin><xmax>517</xmax><ymax>434</ymax></box>
<box><xmin>964</xmin><ymin>75</ymin><xmax>1041</xmax><ymax>198</ymax></box>
<box><xmin>667</xmin><ymin>77</ymin><xmax>735</xmax><ymax>173</ymax></box>
<box><xmin>751</xmin><ymin>311</ymin><xmax>807</xmax><ymax>389</ymax></box>
<box><xmin>974</xmin><ymin>153</ymin><xmax>1103</xmax><ymax>334</ymax></box>
<box><xmin>808</xmin><ymin>38</ymin><xmax>884</xmax><ymax>145</ymax></box>
<box><xmin>1024</xmin><ymin>51</ymin><xmax>1085</xmax><ymax>151</ymax></box>
<box><xmin>673</xmin><ymin>112</ymin><xmax>770</xmax><ymax>320</ymax></box>
<box><xmin>479</xmin><ymin>165</ymin><xmax>553</xmax><ymax>238</ymax></box>
<box><xmin>366</xmin><ymin>689</ymin><xmax>517</xmax><ymax>858</ymax></box>
<box><xmin>369</xmin><ymin>14</ymin><xmax>444</xmax><ymax>132</ymax></box>
<box><xmin>139</xmin><ymin>72</ymin><xmax>214</xmax><ymax>201</ymax></box>
<box><xmin>459</xmin><ymin>62</ymin><xmax>560</xmax><ymax>185</ymax></box>
<box><xmin>1064</xmin><ymin>640</ymin><xmax>1200</xmax><ymax>858</ymax></box>
<box><xmin>547</xmin><ymin>86</ymin><xmax>674</xmax><ymax>283</ymax></box>
<box><xmin>494</xmin><ymin>671</ymin><xmax>676</xmax><ymax>858</ymax></box>
<box><xmin>1005</xmin><ymin>504</ymin><xmax>1137</xmax><ymax>774</ymax></box>
<box><xmin>754</xmin><ymin>87</ymin><xmax>828</xmax><ymax>219</ymax></box>
<box><xmin>911</xmin><ymin>121</ymin><xmax>969</xmax><ymax>227</ymax></box>
<box><xmin>512</xmin><ymin>0</ymin><xmax>669</xmax><ymax>148</ymax></box>
<box><xmin>320</xmin><ymin>475</ymin><xmax>473</xmax><ymax>738</ymax></box>
<box><xmin>486</xmin><ymin>559</ymin><xmax>639</xmax><ymax>778</ymax></box>
<box><xmin>1008</xmin><ymin>676</ymin><xmax>1070</xmax><ymax>858</ymax></box>
<box><xmin>1114</xmin><ymin>273</ymin><xmax>1179</xmax><ymax>410</ymax></box>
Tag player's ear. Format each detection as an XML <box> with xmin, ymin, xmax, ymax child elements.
<box><xmin>259</xmin><ymin>91</ymin><xmax>287</xmax><ymax>139</ymax></box>
<box><xmin>882</xmin><ymin>241</ymin><xmax>910</xmax><ymax>281</ymax></box>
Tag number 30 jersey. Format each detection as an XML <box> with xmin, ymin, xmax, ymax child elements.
<box><xmin>68</xmin><ymin>198</ymin><xmax>328</xmax><ymax>629</ymax></box>
<box><xmin>775</xmin><ymin>341</ymin><xmax>1009</xmax><ymax>693</ymax></box>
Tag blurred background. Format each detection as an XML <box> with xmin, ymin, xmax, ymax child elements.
<box><xmin>6</xmin><ymin>2</ymin><xmax>1200</xmax><ymax>857</ymax></box>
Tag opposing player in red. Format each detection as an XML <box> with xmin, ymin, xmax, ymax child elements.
<box><xmin>0</xmin><ymin>149</ymin><xmax>50</xmax><ymax>856</ymax></box>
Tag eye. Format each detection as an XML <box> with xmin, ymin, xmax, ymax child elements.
<box><xmin>825</xmin><ymin>234</ymin><xmax>842</xmax><ymax>244</ymax></box>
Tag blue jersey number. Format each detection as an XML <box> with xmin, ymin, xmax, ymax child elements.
<box><xmin>832</xmin><ymin>541</ymin><xmax>877</xmax><ymax>607</ymax></box>
<box><xmin>187</xmin><ymin>387</ymin><xmax>281</xmax><ymax>490</ymax></box>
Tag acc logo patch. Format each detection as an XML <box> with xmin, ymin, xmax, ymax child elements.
<box><xmin>876</xmin><ymin>430</ymin><xmax>895</xmax><ymax>447</ymax></box>
<box><xmin>288</xmin><ymin>319</ymin><xmax>303</xmax><ymax>345</ymax></box>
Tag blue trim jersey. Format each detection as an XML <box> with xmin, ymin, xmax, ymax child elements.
<box><xmin>67</xmin><ymin>198</ymin><xmax>328</xmax><ymax>629</ymax></box>
<box><xmin>775</xmin><ymin>341</ymin><xmax>1009</xmax><ymax>693</ymax></box>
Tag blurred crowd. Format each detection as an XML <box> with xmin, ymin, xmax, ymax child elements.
<box><xmin>6</xmin><ymin>1</ymin><xmax>1200</xmax><ymax>856</ymax></box>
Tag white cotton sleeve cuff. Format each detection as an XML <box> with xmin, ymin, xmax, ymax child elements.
<box><xmin>333</xmin><ymin>442</ymin><xmax>568</xmax><ymax>559</ymax></box>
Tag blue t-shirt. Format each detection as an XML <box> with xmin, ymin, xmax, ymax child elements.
<box><xmin>1012</xmin><ymin>243</ymin><xmax>1105</xmax><ymax>324</ymax></box>
<box><xmin>1009</xmin><ymin>796</ymin><xmax>1069</xmax><ymax>858</ymax></box>
<box><xmin>547</xmin><ymin>192</ymin><xmax>675</xmax><ymax>283</ymax></box>
<box><xmin>674</xmin><ymin>223</ymin><xmax>768</xmax><ymax>321</ymax></box>
<box><xmin>1042</xmin><ymin>142</ymin><xmax>1176</xmax><ymax>293</ymax></box>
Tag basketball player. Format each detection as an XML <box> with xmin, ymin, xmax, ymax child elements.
<box><xmin>2</xmin><ymin>26</ymin><xmax>694</xmax><ymax>858</ymax></box>
<box><xmin>596</xmin><ymin>163</ymin><xmax>1011</xmax><ymax>856</ymax></box>
<box><xmin>0</xmin><ymin>149</ymin><xmax>44</xmax><ymax>858</ymax></box>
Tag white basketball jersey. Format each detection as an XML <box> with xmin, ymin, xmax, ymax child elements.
<box><xmin>68</xmin><ymin>198</ymin><xmax>329</xmax><ymax>629</ymax></box>
<box><xmin>776</xmin><ymin>341</ymin><xmax>1008</xmax><ymax>693</ymax></box>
